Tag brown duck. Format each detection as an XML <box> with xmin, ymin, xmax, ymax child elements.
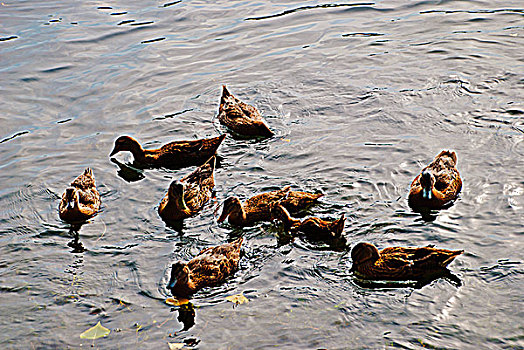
<box><xmin>217</xmin><ymin>186</ymin><xmax>323</xmax><ymax>227</ymax></box>
<box><xmin>167</xmin><ymin>237</ymin><xmax>243</xmax><ymax>298</ymax></box>
<box><xmin>271</xmin><ymin>204</ymin><xmax>345</xmax><ymax>242</ymax></box>
<box><xmin>218</xmin><ymin>85</ymin><xmax>274</xmax><ymax>137</ymax></box>
<box><xmin>408</xmin><ymin>150</ymin><xmax>462</xmax><ymax>210</ymax></box>
<box><xmin>158</xmin><ymin>156</ymin><xmax>216</xmax><ymax>222</ymax></box>
<box><xmin>351</xmin><ymin>242</ymin><xmax>463</xmax><ymax>281</ymax></box>
<box><xmin>59</xmin><ymin>168</ymin><xmax>101</xmax><ymax>224</ymax></box>
<box><xmin>109</xmin><ymin>134</ymin><xmax>225</xmax><ymax>169</ymax></box>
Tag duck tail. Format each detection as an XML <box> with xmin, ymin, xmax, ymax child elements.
<box><xmin>436</xmin><ymin>150</ymin><xmax>458</xmax><ymax>164</ymax></box>
<box><xmin>233</xmin><ymin>236</ymin><xmax>244</xmax><ymax>248</ymax></box>
<box><xmin>217</xmin><ymin>133</ymin><xmax>227</xmax><ymax>145</ymax></box>
<box><xmin>332</xmin><ymin>214</ymin><xmax>345</xmax><ymax>235</ymax></box>
<box><xmin>221</xmin><ymin>85</ymin><xmax>232</xmax><ymax>103</ymax></box>
<box><xmin>313</xmin><ymin>192</ymin><xmax>324</xmax><ymax>200</ymax></box>
<box><xmin>440</xmin><ymin>250</ymin><xmax>464</xmax><ymax>267</ymax></box>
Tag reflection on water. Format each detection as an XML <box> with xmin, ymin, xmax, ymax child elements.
<box><xmin>0</xmin><ymin>0</ymin><xmax>523</xmax><ymax>348</ymax></box>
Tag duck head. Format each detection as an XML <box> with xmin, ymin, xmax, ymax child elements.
<box><xmin>217</xmin><ymin>197</ymin><xmax>242</xmax><ymax>223</ymax></box>
<box><xmin>419</xmin><ymin>170</ymin><xmax>435</xmax><ymax>200</ymax></box>
<box><xmin>168</xmin><ymin>180</ymin><xmax>190</xmax><ymax>213</ymax></box>
<box><xmin>63</xmin><ymin>188</ymin><xmax>79</xmax><ymax>210</ymax></box>
<box><xmin>110</xmin><ymin>136</ymin><xmax>142</xmax><ymax>157</ymax></box>
<box><xmin>167</xmin><ymin>262</ymin><xmax>190</xmax><ymax>290</ymax></box>
<box><xmin>351</xmin><ymin>242</ymin><xmax>380</xmax><ymax>269</ymax></box>
<box><xmin>271</xmin><ymin>204</ymin><xmax>297</xmax><ymax>231</ymax></box>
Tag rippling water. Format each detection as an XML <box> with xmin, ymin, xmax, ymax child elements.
<box><xmin>1</xmin><ymin>0</ymin><xmax>523</xmax><ymax>348</ymax></box>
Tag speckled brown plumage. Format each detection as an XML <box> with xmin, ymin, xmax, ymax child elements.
<box><xmin>218</xmin><ymin>85</ymin><xmax>274</xmax><ymax>137</ymax></box>
<box><xmin>351</xmin><ymin>242</ymin><xmax>463</xmax><ymax>281</ymax></box>
<box><xmin>271</xmin><ymin>204</ymin><xmax>345</xmax><ymax>242</ymax></box>
<box><xmin>408</xmin><ymin>150</ymin><xmax>462</xmax><ymax>210</ymax></box>
<box><xmin>158</xmin><ymin>156</ymin><xmax>216</xmax><ymax>222</ymax></box>
<box><xmin>109</xmin><ymin>134</ymin><xmax>225</xmax><ymax>169</ymax></box>
<box><xmin>217</xmin><ymin>186</ymin><xmax>323</xmax><ymax>227</ymax></box>
<box><xmin>168</xmin><ymin>237</ymin><xmax>243</xmax><ymax>297</ymax></box>
<box><xmin>59</xmin><ymin>168</ymin><xmax>101</xmax><ymax>224</ymax></box>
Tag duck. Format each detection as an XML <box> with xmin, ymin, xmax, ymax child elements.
<box><xmin>59</xmin><ymin>168</ymin><xmax>101</xmax><ymax>224</ymax></box>
<box><xmin>271</xmin><ymin>204</ymin><xmax>345</xmax><ymax>243</ymax></box>
<box><xmin>408</xmin><ymin>150</ymin><xmax>462</xmax><ymax>210</ymax></box>
<box><xmin>109</xmin><ymin>134</ymin><xmax>226</xmax><ymax>169</ymax></box>
<box><xmin>158</xmin><ymin>156</ymin><xmax>216</xmax><ymax>222</ymax></box>
<box><xmin>167</xmin><ymin>237</ymin><xmax>243</xmax><ymax>298</ymax></box>
<box><xmin>217</xmin><ymin>186</ymin><xmax>323</xmax><ymax>227</ymax></box>
<box><xmin>218</xmin><ymin>85</ymin><xmax>274</xmax><ymax>137</ymax></box>
<box><xmin>350</xmin><ymin>242</ymin><xmax>463</xmax><ymax>281</ymax></box>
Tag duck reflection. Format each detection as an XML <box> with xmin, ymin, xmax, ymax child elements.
<box><xmin>67</xmin><ymin>225</ymin><xmax>85</xmax><ymax>253</ymax></box>
<box><xmin>177</xmin><ymin>302</ymin><xmax>196</xmax><ymax>331</ymax></box>
<box><xmin>353</xmin><ymin>269</ymin><xmax>462</xmax><ymax>289</ymax></box>
<box><xmin>272</xmin><ymin>204</ymin><xmax>347</xmax><ymax>251</ymax></box>
<box><xmin>110</xmin><ymin>157</ymin><xmax>145</xmax><ymax>183</ymax></box>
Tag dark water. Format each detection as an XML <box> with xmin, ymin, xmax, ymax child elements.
<box><xmin>1</xmin><ymin>0</ymin><xmax>523</xmax><ymax>348</ymax></box>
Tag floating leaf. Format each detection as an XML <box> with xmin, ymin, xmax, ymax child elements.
<box><xmin>166</xmin><ymin>297</ymin><xmax>190</xmax><ymax>306</ymax></box>
<box><xmin>226</xmin><ymin>292</ymin><xmax>249</xmax><ymax>305</ymax></box>
<box><xmin>168</xmin><ymin>343</ymin><xmax>185</xmax><ymax>350</ymax></box>
<box><xmin>80</xmin><ymin>321</ymin><xmax>110</xmax><ymax>339</ymax></box>
<box><xmin>283</xmin><ymin>138</ymin><xmax>291</xmax><ymax>142</ymax></box>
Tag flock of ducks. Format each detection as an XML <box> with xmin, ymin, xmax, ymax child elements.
<box><xmin>59</xmin><ymin>85</ymin><xmax>464</xmax><ymax>299</ymax></box>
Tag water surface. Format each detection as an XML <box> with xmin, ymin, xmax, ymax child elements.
<box><xmin>1</xmin><ymin>0</ymin><xmax>523</xmax><ymax>348</ymax></box>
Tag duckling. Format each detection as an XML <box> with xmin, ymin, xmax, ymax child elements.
<box><xmin>168</xmin><ymin>237</ymin><xmax>243</xmax><ymax>298</ymax></box>
<box><xmin>109</xmin><ymin>134</ymin><xmax>226</xmax><ymax>169</ymax></box>
<box><xmin>59</xmin><ymin>168</ymin><xmax>101</xmax><ymax>223</ymax></box>
<box><xmin>218</xmin><ymin>85</ymin><xmax>274</xmax><ymax>137</ymax></box>
<box><xmin>350</xmin><ymin>242</ymin><xmax>463</xmax><ymax>281</ymax></box>
<box><xmin>217</xmin><ymin>186</ymin><xmax>323</xmax><ymax>226</ymax></box>
<box><xmin>271</xmin><ymin>204</ymin><xmax>345</xmax><ymax>243</ymax></box>
<box><xmin>158</xmin><ymin>156</ymin><xmax>216</xmax><ymax>222</ymax></box>
<box><xmin>408</xmin><ymin>150</ymin><xmax>462</xmax><ymax>210</ymax></box>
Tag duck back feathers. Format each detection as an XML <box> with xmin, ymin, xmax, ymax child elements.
<box><xmin>168</xmin><ymin>237</ymin><xmax>243</xmax><ymax>297</ymax></box>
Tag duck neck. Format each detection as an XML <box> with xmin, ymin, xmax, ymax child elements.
<box><xmin>128</xmin><ymin>140</ymin><xmax>147</xmax><ymax>163</ymax></box>
<box><xmin>228</xmin><ymin>203</ymin><xmax>247</xmax><ymax>225</ymax></box>
<box><xmin>276</xmin><ymin>207</ymin><xmax>300</xmax><ymax>231</ymax></box>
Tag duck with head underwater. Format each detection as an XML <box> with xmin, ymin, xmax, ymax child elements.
<box><xmin>271</xmin><ymin>204</ymin><xmax>346</xmax><ymax>246</ymax></box>
<box><xmin>109</xmin><ymin>134</ymin><xmax>225</xmax><ymax>169</ymax></box>
<box><xmin>408</xmin><ymin>150</ymin><xmax>462</xmax><ymax>211</ymax></box>
<box><xmin>167</xmin><ymin>237</ymin><xmax>243</xmax><ymax>298</ymax></box>
<box><xmin>217</xmin><ymin>186</ymin><xmax>323</xmax><ymax>227</ymax></box>
<box><xmin>218</xmin><ymin>85</ymin><xmax>274</xmax><ymax>138</ymax></box>
<box><xmin>350</xmin><ymin>242</ymin><xmax>463</xmax><ymax>281</ymax></box>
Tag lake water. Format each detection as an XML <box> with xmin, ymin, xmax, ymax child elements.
<box><xmin>1</xmin><ymin>0</ymin><xmax>523</xmax><ymax>348</ymax></box>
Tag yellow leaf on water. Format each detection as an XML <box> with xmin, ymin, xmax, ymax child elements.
<box><xmin>226</xmin><ymin>292</ymin><xmax>249</xmax><ymax>305</ymax></box>
<box><xmin>168</xmin><ymin>342</ymin><xmax>185</xmax><ymax>350</ymax></box>
<box><xmin>80</xmin><ymin>321</ymin><xmax>110</xmax><ymax>339</ymax></box>
<box><xmin>283</xmin><ymin>138</ymin><xmax>291</xmax><ymax>142</ymax></box>
<box><xmin>166</xmin><ymin>297</ymin><xmax>190</xmax><ymax>306</ymax></box>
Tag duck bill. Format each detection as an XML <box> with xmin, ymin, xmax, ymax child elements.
<box><xmin>422</xmin><ymin>185</ymin><xmax>433</xmax><ymax>200</ymax></box>
<box><xmin>217</xmin><ymin>210</ymin><xmax>228</xmax><ymax>223</ymax></box>
<box><xmin>109</xmin><ymin>147</ymin><xmax>118</xmax><ymax>157</ymax></box>
<box><xmin>167</xmin><ymin>276</ymin><xmax>177</xmax><ymax>289</ymax></box>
